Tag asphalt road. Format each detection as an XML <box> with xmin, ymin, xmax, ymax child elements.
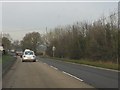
<box><xmin>38</xmin><ymin>57</ymin><xmax>119</xmax><ymax>88</ymax></box>
<box><xmin>3</xmin><ymin>57</ymin><xmax>93</xmax><ymax>88</ymax></box>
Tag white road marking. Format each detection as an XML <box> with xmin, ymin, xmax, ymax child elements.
<box><xmin>50</xmin><ymin>66</ymin><xmax>54</xmax><ymax>68</ymax></box>
<box><xmin>61</xmin><ymin>61</ymin><xmax>119</xmax><ymax>72</ymax></box>
<box><xmin>80</xmin><ymin>64</ymin><xmax>119</xmax><ymax>72</ymax></box>
<box><xmin>50</xmin><ymin>66</ymin><xmax>58</xmax><ymax>70</ymax></box>
<box><xmin>44</xmin><ymin>63</ymin><xmax>83</xmax><ymax>82</ymax></box>
<box><xmin>62</xmin><ymin>71</ymin><xmax>83</xmax><ymax>82</ymax></box>
<box><xmin>37</xmin><ymin>57</ymin><xmax>119</xmax><ymax>72</ymax></box>
<box><xmin>43</xmin><ymin>63</ymin><xmax>47</xmax><ymax>65</ymax></box>
<box><xmin>52</xmin><ymin>67</ymin><xmax>58</xmax><ymax>70</ymax></box>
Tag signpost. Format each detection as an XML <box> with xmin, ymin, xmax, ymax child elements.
<box><xmin>52</xmin><ymin>46</ymin><xmax>56</xmax><ymax>57</ymax></box>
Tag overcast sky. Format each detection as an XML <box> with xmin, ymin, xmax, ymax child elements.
<box><xmin>1</xmin><ymin>1</ymin><xmax>118</xmax><ymax>40</ymax></box>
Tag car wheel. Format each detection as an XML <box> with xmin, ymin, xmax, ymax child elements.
<box><xmin>33</xmin><ymin>60</ymin><xmax>36</xmax><ymax>62</ymax></box>
<box><xmin>22</xmin><ymin>60</ymin><xmax>24</xmax><ymax>62</ymax></box>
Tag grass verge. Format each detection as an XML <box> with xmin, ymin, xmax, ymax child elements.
<box><xmin>65</xmin><ymin>59</ymin><xmax>118</xmax><ymax>70</ymax></box>
<box><xmin>2</xmin><ymin>55</ymin><xmax>15</xmax><ymax>64</ymax></box>
<box><xmin>2</xmin><ymin>54</ymin><xmax>16</xmax><ymax>75</ymax></box>
<box><xmin>0</xmin><ymin>56</ymin><xmax>1</xmax><ymax>63</ymax></box>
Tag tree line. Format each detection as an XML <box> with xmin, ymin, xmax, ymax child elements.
<box><xmin>1</xmin><ymin>12</ymin><xmax>119</xmax><ymax>63</ymax></box>
<box><xmin>45</xmin><ymin>12</ymin><xmax>119</xmax><ymax>62</ymax></box>
<box><xmin>1</xmin><ymin>32</ymin><xmax>42</xmax><ymax>54</ymax></box>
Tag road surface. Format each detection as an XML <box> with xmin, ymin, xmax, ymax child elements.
<box><xmin>3</xmin><ymin>57</ymin><xmax>93</xmax><ymax>88</ymax></box>
<box><xmin>38</xmin><ymin>57</ymin><xmax>118</xmax><ymax>88</ymax></box>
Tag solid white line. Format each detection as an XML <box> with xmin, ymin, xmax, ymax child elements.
<box><xmin>46</xmin><ymin>58</ymin><xmax>119</xmax><ymax>72</ymax></box>
<box><xmin>62</xmin><ymin>71</ymin><xmax>83</xmax><ymax>82</ymax></box>
<box><xmin>80</xmin><ymin>64</ymin><xmax>120</xmax><ymax>72</ymax></box>
<box><xmin>64</xmin><ymin>61</ymin><xmax>119</xmax><ymax>72</ymax></box>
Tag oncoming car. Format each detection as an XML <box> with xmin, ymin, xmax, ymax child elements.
<box><xmin>16</xmin><ymin>50</ymin><xmax>23</xmax><ymax>57</ymax></box>
<box><xmin>22</xmin><ymin>49</ymin><xmax>36</xmax><ymax>62</ymax></box>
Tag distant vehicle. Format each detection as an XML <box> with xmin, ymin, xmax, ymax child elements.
<box><xmin>22</xmin><ymin>49</ymin><xmax>36</xmax><ymax>62</ymax></box>
<box><xmin>0</xmin><ymin>46</ymin><xmax>4</xmax><ymax>55</ymax></box>
<box><xmin>16</xmin><ymin>51</ymin><xmax>23</xmax><ymax>57</ymax></box>
<box><xmin>11</xmin><ymin>49</ymin><xmax>15</xmax><ymax>53</ymax></box>
<box><xmin>0</xmin><ymin>46</ymin><xmax>4</xmax><ymax>51</ymax></box>
<box><xmin>24</xmin><ymin>49</ymin><xmax>31</xmax><ymax>51</ymax></box>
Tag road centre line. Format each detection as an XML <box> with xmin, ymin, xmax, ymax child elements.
<box><xmin>42</xmin><ymin>62</ymin><xmax>84</xmax><ymax>82</ymax></box>
<box><xmin>50</xmin><ymin>65</ymin><xmax>58</xmax><ymax>70</ymax></box>
<box><xmin>43</xmin><ymin>63</ymin><xmax>47</xmax><ymax>65</ymax></box>
<box><xmin>49</xmin><ymin>65</ymin><xmax>83</xmax><ymax>82</ymax></box>
<box><xmin>62</xmin><ymin>71</ymin><xmax>83</xmax><ymax>82</ymax></box>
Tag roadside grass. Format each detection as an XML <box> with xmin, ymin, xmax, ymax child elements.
<box><xmin>45</xmin><ymin>56</ymin><xmax>119</xmax><ymax>70</ymax></box>
<box><xmin>2</xmin><ymin>55</ymin><xmax>15</xmax><ymax>64</ymax></box>
<box><xmin>65</xmin><ymin>59</ymin><xmax>118</xmax><ymax>70</ymax></box>
<box><xmin>0</xmin><ymin>56</ymin><xmax>1</xmax><ymax>63</ymax></box>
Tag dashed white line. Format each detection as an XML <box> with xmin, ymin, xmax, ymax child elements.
<box><xmin>43</xmin><ymin>63</ymin><xmax>47</xmax><ymax>65</ymax></box>
<box><xmin>62</xmin><ymin>71</ymin><xmax>83</xmax><ymax>82</ymax></box>
<box><xmin>50</xmin><ymin>66</ymin><xmax>58</xmax><ymax>70</ymax></box>
<box><xmin>50</xmin><ymin>65</ymin><xmax>54</xmax><ymax>68</ymax></box>
<box><xmin>53</xmin><ymin>67</ymin><xmax>58</xmax><ymax>70</ymax></box>
<box><xmin>43</xmin><ymin>63</ymin><xmax>83</xmax><ymax>82</ymax></box>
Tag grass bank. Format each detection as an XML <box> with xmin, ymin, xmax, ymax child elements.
<box><xmin>46</xmin><ymin>57</ymin><xmax>119</xmax><ymax>70</ymax></box>
<box><xmin>0</xmin><ymin>56</ymin><xmax>1</xmax><ymax>63</ymax></box>
<box><xmin>65</xmin><ymin>59</ymin><xmax>118</xmax><ymax>70</ymax></box>
<box><xmin>2</xmin><ymin>55</ymin><xmax>15</xmax><ymax>64</ymax></box>
<box><xmin>2</xmin><ymin>54</ymin><xmax>16</xmax><ymax>75</ymax></box>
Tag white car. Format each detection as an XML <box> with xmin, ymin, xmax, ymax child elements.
<box><xmin>22</xmin><ymin>49</ymin><xmax>36</xmax><ymax>62</ymax></box>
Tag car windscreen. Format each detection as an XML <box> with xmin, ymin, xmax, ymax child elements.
<box><xmin>25</xmin><ymin>51</ymin><xmax>34</xmax><ymax>55</ymax></box>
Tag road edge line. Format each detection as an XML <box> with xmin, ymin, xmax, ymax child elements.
<box><xmin>59</xmin><ymin>60</ymin><xmax>119</xmax><ymax>72</ymax></box>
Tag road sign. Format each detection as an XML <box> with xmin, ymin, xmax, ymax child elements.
<box><xmin>52</xmin><ymin>46</ymin><xmax>56</xmax><ymax>57</ymax></box>
<box><xmin>52</xmin><ymin>46</ymin><xmax>56</xmax><ymax>51</ymax></box>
